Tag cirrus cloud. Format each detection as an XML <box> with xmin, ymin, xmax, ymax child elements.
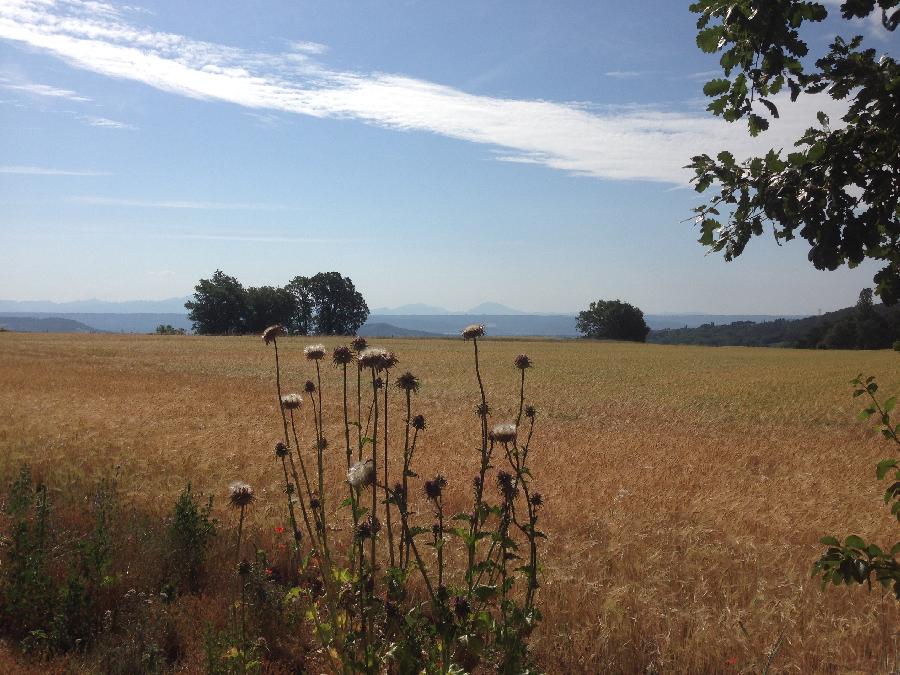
<box><xmin>0</xmin><ymin>0</ymin><xmax>850</xmax><ymax>185</ymax></box>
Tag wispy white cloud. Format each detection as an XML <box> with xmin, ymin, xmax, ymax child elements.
<box><xmin>82</xmin><ymin>114</ymin><xmax>134</xmax><ymax>128</ymax></box>
<box><xmin>71</xmin><ymin>195</ymin><xmax>298</xmax><ymax>210</ymax></box>
<box><xmin>287</xmin><ymin>40</ymin><xmax>328</xmax><ymax>55</ymax></box>
<box><xmin>604</xmin><ymin>70</ymin><xmax>646</xmax><ymax>79</ymax></box>
<box><xmin>1</xmin><ymin>79</ymin><xmax>91</xmax><ymax>101</ymax></box>
<box><xmin>0</xmin><ymin>0</ymin><xmax>851</xmax><ymax>185</ymax></box>
<box><xmin>0</xmin><ymin>164</ymin><xmax>110</xmax><ymax>175</ymax></box>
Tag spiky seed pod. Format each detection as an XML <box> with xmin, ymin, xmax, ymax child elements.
<box><xmin>347</xmin><ymin>459</ymin><xmax>375</xmax><ymax>488</ymax></box>
<box><xmin>309</xmin><ymin>495</ymin><xmax>321</xmax><ymax>510</ymax></box>
<box><xmin>280</xmin><ymin>393</ymin><xmax>303</xmax><ymax>410</ymax></box>
<box><xmin>332</xmin><ymin>345</ymin><xmax>353</xmax><ymax>366</ymax></box>
<box><xmin>316</xmin><ymin>437</ymin><xmax>328</xmax><ymax>451</ymax></box>
<box><xmin>262</xmin><ymin>324</ymin><xmax>285</xmax><ymax>345</ymax></box>
<box><xmin>229</xmin><ymin>481</ymin><xmax>255</xmax><ymax>509</ymax></box>
<box><xmin>489</xmin><ymin>422</ymin><xmax>517</xmax><ymax>444</ymax></box>
<box><xmin>431</xmin><ymin>523</ymin><xmax>441</xmax><ymax>537</ymax></box>
<box><xmin>395</xmin><ymin>371</ymin><xmax>420</xmax><ymax>393</ymax></box>
<box><xmin>496</xmin><ymin>471</ymin><xmax>517</xmax><ymax>501</ymax></box>
<box><xmin>530</xmin><ymin>492</ymin><xmax>544</xmax><ymax>508</ymax></box>
<box><xmin>524</xmin><ymin>404</ymin><xmax>537</xmax><ymax>419</ymax></box>
<box><xmin>304</xmin><ymin>344</ymin><xmax>326</xmax><ymax>360</ymax></box>
<box><xmin>351</xmin><ymin>336</ymin><xmax>368</xmax><ymax>352</ymax></box>
<box><xmin>424</xmin><ymin>474</ymin><xmax>447</xmax><ymax>501</ymax></box>
<box><xmin>356</xmin><ymin>520</ymin><xmax>372</xmax><ymax>540</ymax></box>
<box><xmin>462</xmin><ymin>324</ymin><xmax>485</xmax><ymax>340</ymax></box>
<box><xmin>454</xmin><ymin>595</ymin><xmax>470</xmax><ymax>619</ymax></box>
<box><xmin>377</xmin><ymin>350</ymin><xmax>399</xmax><ymax>371</ymax></box>
<box><xmin>274</xmin><ymin>441</ymin><xmax>289</xmax><ymax>458</ymax></box>
<box><xmin>374</xmin><ymin>377</ymin><xmax>384</xmax><ymax>390</ymax></box>
<box><xmin>514</xmin><ymin>354</ymin><xmax>532</xmax><ymax>370</ymax></box>
<box><xmin>392</xmin><ymin>482</ymin><xmax>407</xmax><ymax>510</ymax></box>
<box><xmin>358</xmin><ymin>347</ymin><xmax>388</xmax><ymax>370</ymax></box>
<box><xmin>294</xmin><ymin>528</ymin><xmax>303</xmax><ymax>542</ymax></box>
<box><xmin>475</xmin><ymin>402</ymin><xmax>491</xmax><ymax>418</ymax></box>
<box><xmin>237</xmin><ymin>560</ymin><xmax>252</xmax><ymax>576</ymax></box>
<box><xmin>411</xmin><ymin>414</ymin><xmax>426</xmax><ymax>431</ymax></box>
<box><xmin>303</xmin><ymin>379</ymin><xmax>316</xmax><ymax>394</ymax></box>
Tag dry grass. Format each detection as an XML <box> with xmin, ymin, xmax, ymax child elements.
<box><xmin>0</xmin><ymin>332</ymin><xmax>898</xmax><ymax>673</ymax></box>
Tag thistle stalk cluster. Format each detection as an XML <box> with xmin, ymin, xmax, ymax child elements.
<box><xmin>253</xmin><ymin>324</ymin><xmax>544</xmax><ymax>671</ymax></box>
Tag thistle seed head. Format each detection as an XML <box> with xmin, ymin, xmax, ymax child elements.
<box><xmin>309</xmin><ymin>495</ymin><xmax>321</xmax><ymax>510</ymax></box>
<box><xmin>424</xmin><ymin>474</ymin><xmax>447</xmax><ymax>500</ymax></box>
<box><xmin>374</xmin><ymin>377</ymin><xmax>384</xmax><ymax>390</ymax></box>
<box><xmin>274</xmin><ymin>441</ymin><xmax>289</xmax><ymax>458</ymax></box>
<box><xmin>524</xmin><ymin>404</ymin><xmax>537</xmax><ymax>419</ymax></box>
<box><xmin>356</xmin><ymin>520</ymin><xmax>372</xmax><ymax>540</ymax></box>
<box><xmin>304</xmin><ymin>344</ymin><xmax>326</xmax><ymax>360</ymax></box>
<box><xmin>262</xmin><ymin>325</ymin><xmax>285</xmax><ymax>345</ymax></box>
<box><xmin>351</xmin><ymin>336</ymin><xmax>368</xmax><ymax>352</ymax></box>
<box><xmin>237</xmin><ymin>560</ymin><xmax>251</xmax><ymax>576</ymax></box>
<box><xmin>332</xmin><ymin>345</ymin><xmax>353</xmax><ymax>365</ymax></box>
<box><xmin>280</xmin><ymin>393</ymin><xmax>302</xmax><ymax>410</ymax></box>
<box><xmin>462</xmin><ymin>324</ymin><xmax>485</xmax><ymax>340</ymax></box>
<box><xmin>496</xmin><ymin>471</ymin><xmax>517</xmax><ymax>501</ymax></box>
<box><xmin>392</xmin><ymin>482</ymin><xmax>407</xmax><ymax>510</ymax></box>
<box><xmin>316</xmin><ymin>437</ymin><xmax>328</xmax><ymax>451</ymax></box>
<box><xmin>475</xmin><ymin>402</ymin><xmax>491</xmax><ymax>418</ymax></box>
<box><xmin>395</xmin><ymin>371</ymin><xmax>420</xmax><ymax>393</ymax></box>
<box><xmin>303</xmin><ymin>379</ymin><xmax>316</xmax><ymax>394</ymax></box>
<box><xmin>514</xmin><ymin>354</ymin><xmax>532</xmax><ymax>370</ymax></box>
<box><xmin>228</xmin><ymin>481</ymin><xmax>255</xmax><ymax>509</ymax></box>
<box><xmin>530</xmin><ymin>492</ymin><xmax>544</xmax><ymax>508</ymax></box>
<box><xmin>358</xmin><ymin>347</ymin><xmax>388</xmax><ymax>370</ymax></box>
<box><xmin>347</xmin><ymin>460</ymin><xmax>375</xmax><ymax>488</ymax></box>
<box><xmin>489</xmin><ymin>422</ymin><xmax>517</xmax><ymax>444</ymax></box>
<box><xmin>411</xmin><ymin>414</ymin><xmax>426</xmax><ymax>431</ymax></box>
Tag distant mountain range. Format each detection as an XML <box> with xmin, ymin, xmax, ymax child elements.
<box><xmin>0</xmin><ymin>316</ymin><xmax>100</xmax><ymax>333</ymax></box>
<box><xmin>0</xmin><ymin>297</ymin><xmax>192</xmax><ymax>313</ymax></box>
<box><xmin>0</xmin><ymin>307</ymin><xmax>809</xmax><ymax>337</ymax></box>
<box><xmin>372</xmin><ymin>302</ymin><xmax>530</xmax><ymax>315</ymax></box>
<box><xmin>0</xmin><ymin>312</ymin><xmax>192</xmax><ymax>333</ymax></box>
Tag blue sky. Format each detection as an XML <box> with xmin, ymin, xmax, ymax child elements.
<box><xmin>0</xmin><ymin>0</ymin><xmax>895</xmax><ymax>314</ymax></box>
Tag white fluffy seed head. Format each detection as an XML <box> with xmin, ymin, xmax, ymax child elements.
<box><xmin>462</xmin><ymin>324</ymin><xmax>486</xmax><ymax>340</ymax></box>
<box><xmin>489</xmin><ymin>422</ymin><xmax>517</xmax><ymax>444</ymax></box>
<box><xmin>347</xmin><ymin>460</ymin><xmax>375</xmax><ymax>488</ymax></box>
<box><xmin>280</xmin><ymin>393</ymin><xmax>303</xmax><ymax>410</ymax></box>
<box><xmin>304</xmin><ymin>344</ymin><xmax>326</xmax><ymax>360</ymax></box>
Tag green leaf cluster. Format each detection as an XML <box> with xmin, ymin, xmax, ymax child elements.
<box><xmin>688</xmin><ymin>1</ymin><xmax>900</xmax><ymax>303</ymax></box>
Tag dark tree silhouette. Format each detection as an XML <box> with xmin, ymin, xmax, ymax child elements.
<box><xmin>576</xmin><ymin>300</ymin><xmax>650</xmax><ymax>342</ymax></box>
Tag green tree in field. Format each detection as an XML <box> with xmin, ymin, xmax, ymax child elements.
<box><xmin>688</xmin><ymin>0</ymin><xmax>900</xmax><ymax>302</ymax></box>
<box><xmin>284</xmin><ymin>275</ymin><xmax>316</xmax><ymax>335</ymax></box>
<box><xmin>185</xmin><ymin>270</ymin><xmax>249</xmax><ymax>335</ymax></box>
<box><xmin>244</xmin><ymin>285</ymin><xmax>297</xmax><ymax>334</ymax></box>
<box><xmin>576</xmin><ymin>299</ymin><xmax>650</xmax><ymax>342</ymax></box>
<box><xmin>288</xmin><ymin>272</ymin><xmax>369</xmax><ymax>335</ymax></box>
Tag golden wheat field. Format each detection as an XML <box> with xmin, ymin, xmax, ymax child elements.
<box><xmin>1</xmin><ymin>331</ymin><xmax>898</xmax><ymax>673</ymax></box>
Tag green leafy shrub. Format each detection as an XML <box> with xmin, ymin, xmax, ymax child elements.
<box><xmin>167</xmin><ymin>482</ymin><xmax>217</xmax><ymax>594</ymax></box>
<box><xmin>813</xmin><ymin>375</ymin><xmax>900</xmax><ymax>597</ymax></box>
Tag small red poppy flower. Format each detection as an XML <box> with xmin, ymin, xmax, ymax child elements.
<box><xmin>274</xmin><ymin>526</ymin><xmax>285</xmax><ymax>534</ymax></box>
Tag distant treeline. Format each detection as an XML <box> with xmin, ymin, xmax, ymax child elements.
<box><xmin>648</xmin><ymin>290</ymin><xmax>900</xmax><ymax>349</ymax></box>
<box><xmin>185</xmin><ymin>270</ymin><xmax>369</xmax><ymax>336</ymax></box>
